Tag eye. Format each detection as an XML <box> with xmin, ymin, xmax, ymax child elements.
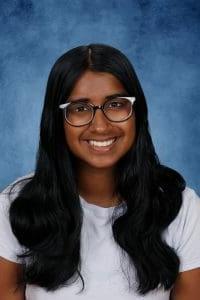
<box><xmin>69</xmin><ymin>103</ymin><xmax>90</xmax><ymax>113</ymax></box>
<box><xmin>107</xmin><ymin>98</ymin><xmax>125</xmax><ymax>109</ymax></box>
<box><xmin>75</xmin><ymin>106</ymin><xmax>88</xmax><ymax>112</ymax></box>
<box><xmin>110</xmin><ymin>102</ymin><xmax>121</xmax><ymax>107</ymax></box>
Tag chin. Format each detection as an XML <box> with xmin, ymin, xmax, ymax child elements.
<box><xmin>84</xmin><ymin>157</ymin><xmax>120</xmax><ymax>170</ymax></box>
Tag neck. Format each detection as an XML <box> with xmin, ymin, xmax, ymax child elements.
<box><xmin>75</xmin><ymin>163</ymin><xmax>119</xmax><ymax>208</ymax></box>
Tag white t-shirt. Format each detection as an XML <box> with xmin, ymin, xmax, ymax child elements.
<box><xmin>0</xmin><ymin>173</ymin><xmax>200</xmax><ymax>300</ymax></box>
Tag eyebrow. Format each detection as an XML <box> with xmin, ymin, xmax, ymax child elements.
<box><xmin>68</xmin><ymin>92</ymin><xmax>129</xmax><ymax>103</ymax></box>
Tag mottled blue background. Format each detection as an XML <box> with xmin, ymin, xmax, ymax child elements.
<box><xmin>0</xmin><ymin>0</ymin><xmax>199</xmax><ymax>193</ymax></box>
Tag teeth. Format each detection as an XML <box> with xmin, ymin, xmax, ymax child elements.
<box><xmin>88</xmin><ymin>138</ymin><xmax>116</xmax><ymax>147</ymax></box>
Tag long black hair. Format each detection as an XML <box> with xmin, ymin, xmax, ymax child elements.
<box><xmin>8</xmin><ymin>44</ymin><xmax>185</xmax><ymax>295</ymax></box>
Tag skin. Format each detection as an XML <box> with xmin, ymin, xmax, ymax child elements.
<box><xmin>63</xmin><ymin>70</ymin><xmax>136</xmax><ymax>207</ymax></box>
<box><xmin>170</xmin><ymin>268</ymin><xmax>200</xmax><ymax>299</ymax></box>
<box><xmin>0</xmin><ymin>257</ymin><xmax>25</xmax><ymax>299</ymax></box>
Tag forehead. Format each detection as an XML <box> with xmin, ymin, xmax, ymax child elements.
<box><xmin>69</xmin><ymin>70</ymin><xmax>126</xmax><ymax>100</ymax></box>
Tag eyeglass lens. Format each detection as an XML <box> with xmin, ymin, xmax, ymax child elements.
<box><xmin>65</xmin><ymin>97</ymin><xmax>132</xmax><ymax>126</ymax></box>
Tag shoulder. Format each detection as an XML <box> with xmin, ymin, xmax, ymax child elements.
<box><xmin>164</xmin><ymin>186</ymin><xmax>200</xmax><ymax>272</ymax></box>
<box><xmin>172</xmin><ymin>187</ymin><xmax>200</xmax><ymax>231</ymax></box>
<box><xmin>0</xmin><ymin>173</ymin><xmax>34</xmax><ymax>263</ymax></box>
<box><xmin>181</xmin><ymin>186</ymin><xmax>200</xmax><ymax>212</ymax></box>
<box><xmin>165</xmin><ymin>186</ymin><xmax>200</xmax><ymax>232</ymax></box>
<box><xmin>0</xmin><ymin>172</ymin><xmax>34</xmax><ymax>206</ymax></box>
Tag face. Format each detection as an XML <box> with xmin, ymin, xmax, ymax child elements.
<box><xmin>63</xmin><ymin>70</ymin><xmax>136</xmax><ymax>171</ymax></box>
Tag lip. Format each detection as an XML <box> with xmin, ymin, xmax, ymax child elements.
<box><xmin>84</xmin><ymin>137</ymin><xmax>118</xmax><ymax>153</ymax></box>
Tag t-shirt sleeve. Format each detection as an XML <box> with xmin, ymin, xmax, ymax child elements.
<box><xmin>166</xmin><ymin>187</ymin><xmax>200</xmax><ymax>273</ymax></box>
<box><xmin>0</xmin><ymin>189</ymin><xmax>23</xmax><ymax>263</ymax></box>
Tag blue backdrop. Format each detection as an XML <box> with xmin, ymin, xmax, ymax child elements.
<box><xmin>0</xmin><ymin>0</ymin><xmax>199</xmax><ymax>194</ymax></box>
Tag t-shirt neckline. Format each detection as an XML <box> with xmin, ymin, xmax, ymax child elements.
<box><xmin>79</xmin><ymin>195</ymin><xmax>122</xmax><ymax>218</ymax></box>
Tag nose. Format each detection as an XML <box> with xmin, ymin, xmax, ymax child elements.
<box><xmin>89</xmin><ymin>108</ymin><xmax>111</xmax><ymax>132</ymax></box>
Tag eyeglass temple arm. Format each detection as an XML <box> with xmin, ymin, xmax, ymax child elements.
<box><xmin>120</xmin><ymin>97</ymin><xmax>136</xmax><ymax>104</ymax></box>
<box><xmin>59</xmin><ymin>97</ymin><xmax>136</xmax><ymax>109</ymax></box>
<box><xmin>59</xmin><ymin>103</ymin><xmax>70</xmax><ymax>109</ymax></box>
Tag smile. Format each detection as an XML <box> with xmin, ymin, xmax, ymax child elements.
<box><xmin>85</xmin><ymin>137</ymin><xmax>118</xmax><ymax>152</ymax></box>
<box><xmin>88</xmin><ymin>138</ymin><xmax>116</xmax><ymax>147</ymax></box>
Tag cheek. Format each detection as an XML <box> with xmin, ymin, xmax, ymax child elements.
<box><xmin>63</xmin><ymin>124</ymin><xmax>79</xmax><ymax>151</ymax></box>
<box><xmin>124</xmin><ymin>118</ymin><xmax>137</xmax><ymax>146</ymax></box>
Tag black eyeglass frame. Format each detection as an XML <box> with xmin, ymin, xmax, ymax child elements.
<box><xmin>59</xmin><ymin>96</ymin><xmax>136</xmax><ymax>127</ymax></box>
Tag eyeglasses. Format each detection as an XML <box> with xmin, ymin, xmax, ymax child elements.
<box><xmin>59</xmin><ymin>96</ymin><xmax>136</xmax><ymax>127</ymax></box>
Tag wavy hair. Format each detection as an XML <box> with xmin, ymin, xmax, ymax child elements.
<box><xmin>8</xmin><ymin>44</ymin><xmax>185</xmax><ymax>295</ymax></box>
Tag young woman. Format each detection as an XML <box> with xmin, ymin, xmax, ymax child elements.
<box><xmin>0</xmin><ymin>44</ymin><xmax>200</xmax><ymax>300</ymax></box>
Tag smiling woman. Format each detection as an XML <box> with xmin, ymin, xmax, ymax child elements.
<box><xmin>0</xmin><ymin>44</ymin><xmax>200</xmax><ymax>300</ymax></box>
